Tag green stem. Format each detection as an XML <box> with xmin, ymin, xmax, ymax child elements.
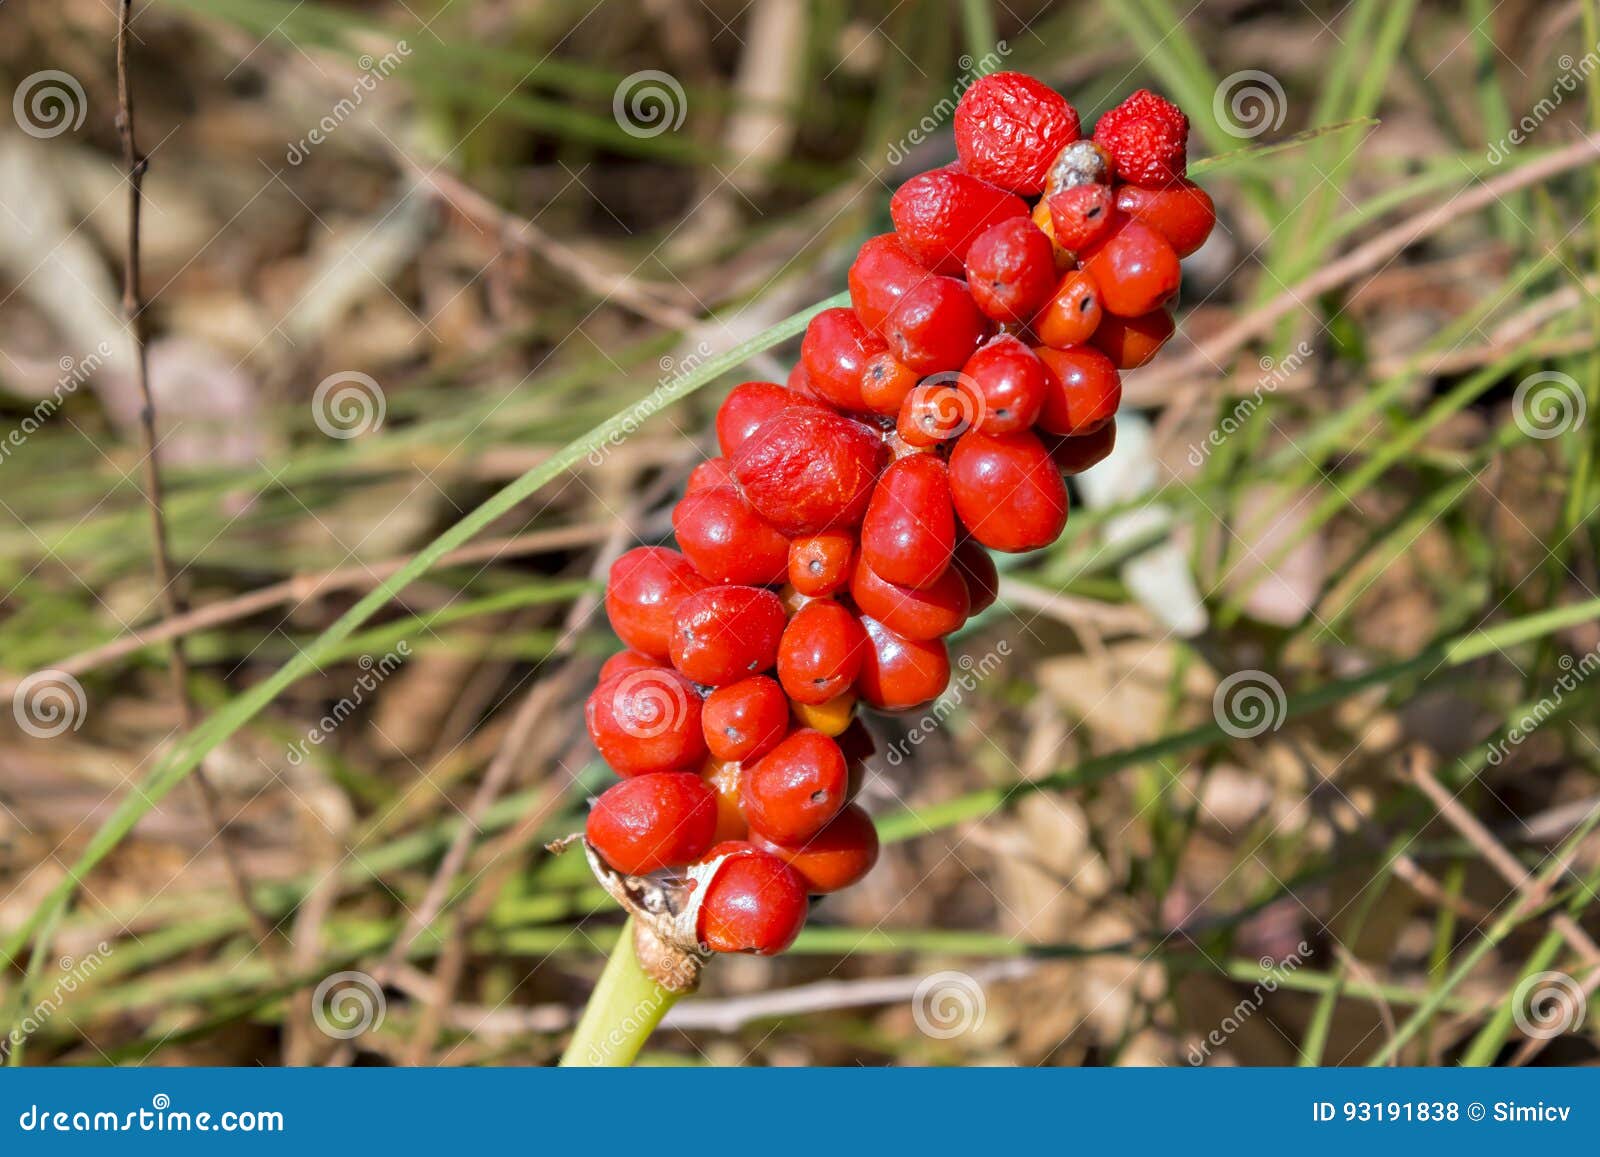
<box><xmin>560</xmin><ymin>920</ymin><xmax>681</xmax><ymax>1067</ymax></box>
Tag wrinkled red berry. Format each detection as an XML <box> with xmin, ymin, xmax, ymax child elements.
<box><xmin>777</xmin><ymin>599</ymin><xmax>868</xmax><ymax>705</ymax></box>
<box><xmin>604</xmin><ymin>547</ymin><xmax>708</xmax><ymax>661</ymax></box>
<box><xmin>586</xmin><ymin>772</ymin><xmax>717</xmax><ymax>876</ymax></box>
<box><xmin>701</xmin><ymin>675</ymin><xmax>789</xmax><ymax>763</ymax></box>
<box><xmin>857</xmin><ymin>615</ymin><xmax>951</xmax><ymax>710</ymax></box>
<box><xmin>850</xmin><ymin>554</ymin><xmax>969</xmax><ymax>640</ymax></box>
<box><xmin>670</xmin><ymin>585</ymin><xmax>786</xmax><ymax>687</ymax></box>
<box><xmin>860</xmin><ymin>453</ymin><xmax>957</xmax><ymax>588</ymax></box>
<box><xmin>1036</xmin><ymin>345</ymin><xmax>1121</xmax><ymax>435</ymax></box>
<box><xmin>716</xmin><ymin>381</ymin><xmax>817</xmax><ymax>457</ymax></box>
<box><xmin>673</xmin><ymin>486</ymin><xmax>789</xmax><ymax>585</ymax></box>
<box><xmin>1093</xmin><ymin>88</ymin><xmax>1188</xmax><ymax>188</ymax></box>
<box><xmin>585</xmin><ymin>667</ymin><xmax>707</xmax><ymax>775</ymax></box>
<box><xmin>885</xmin><ymin>277</ymin><xmax>988</xmax><ymax>374</ymax></box>
<box><xmin>787</xmin><ymin>530</ymin><xmax>856</xmax><ymax>597</ymax></box>
<box><xmin>954</xmin><ymin>72</ymin><xmax>1081</xmax><ymax>195</ymax></box>
<box><xmin>687</xmin><ymin>456</ymin><xmax>738</xmax><ymax>493</ymax></box>
<box><xmin>800</xmin><ymin>307</ymin><xmax>885</xmax><ymax>411</ymax></box>
<box><xmin>964</xmin><ymin>217</ymin><xmax>1058</xmax><ymax>323</ymax></box>
<box><xmin>696</xmin><ymin>844</ymin><xmax>808</xmax><ymax>954</ymax></box>
<box><xmin>889</xmin><ymin>168</ymin><xmax>1029</xmax><ymax>274</ymax></box>
<box><xmin>1115</xmin><ymin>180</ymin><xmax>1215</xmax><ymax>257</ymax></box>
<box><xmin>948</xmin><ymin>428</ymin><xmax>1069</xmax><ymax>552</ymax></box>
<box><xmin>1081</xmin><ymin>217</ymin><xmax>1181</xmax><ymax>317</ymax></box>
<box><xmin>732</xmin><ymin>407</ymin><xmax>888</xmax><ymax>535</ymax></box>
<box><xmin>742</xmin><ymin>729</ymin><xmax>850</xmax><ymax>845</ymax></box>
<box><xmin>752</xmin><ymin>803</ymin><xmax>879</xmax><ymax>893</ymax></box>
<box><xmin>960</xmin><ymin>335</ymin><xmax>1047</xmax><ymax>434</ymax></box>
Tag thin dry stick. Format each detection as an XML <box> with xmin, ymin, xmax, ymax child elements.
<box><xmin>116</xmin><ymin>0</ymin><xmax>276</xmax><ymax>954</ymax></box>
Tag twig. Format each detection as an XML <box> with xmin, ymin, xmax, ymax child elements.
<box><xmin>115</xmin><ymin>0</ymin><xmax>277</xmax><ymax>957</ymax></box>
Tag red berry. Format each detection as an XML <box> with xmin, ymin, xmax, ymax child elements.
<box><xmin>850</xmin><ymin>553</ymin><xmax>969</xmax><ymax>641</ymax></box>
<box><xmin>951</xmin><ymin>538</ymin><xmax>1001</xmax><ymax>615</ymax></box>
<box><xmin>787</xmin><ymin>361</ymin><xmax>818</xmax><ymax>400</ymax></box>
<box><xmin>954</xmin><ymin>72</ymin><xmax>1081</xmax><ymax>195</ymax></box>
<box><xmin>1115</xmin><ymin>180</ymin><xmax>1215</xmax><ymax>257</ymax></box>
<box><xmin>964</xmin><ymin>217</ymin><xmax>1058</xmax><ymax>323</ymax></box>
<box><xmin>696</xmin><ymin>845</ymin><xmax>808</xmax><ymax>954</ymax></box>
<box><xmin>670</xmin><ymin>585</ymin><xmax>786</xmax><ymax>687</ymax></box>
<box><xmin>800</xmin><ymin>307</ymin><xmax>885</xmax><ymax>411</ymax></box>
<box><xmin>896</xmin><ymin>382</ymin><xmax>978</xmax><ymax>448</ymax></box>
<box><xmin>889</xmin><ymin>168</ymin><xmax>1029</xmax><ymax>274</ymax></box>
<box><xmin>960</xmin><ymin>335</ymin><xmax>1047</xmax><ymax>434</ymax></box>
<box><xmin>848</xmin><ymin>233</ymin><xmax>932</xmax><ymax>332</ymax></box>
<box><xmin>1032</xmin><ymin>269</ymin><xmax>1104</xmax><ymax>350</ymax></box>
<box><xmin>1081</xmin><ymin>217</ymin><xmax>1181</xmax><ymax>317</ymax></box>
<box><xmin>586</xmin><ymin>772</ymin><xmax>717</xmax><ymax>876</ymax></box>
<box><xmin>860</xmin><ymin>453</ymin><xmax>957</xmax><ymax>588</ymax></box>
<box><xmin>787</xmin><ymin>530</ymin><xmax>856</xmax><ymax>597</ymax></box>
<box><xmin>701</xmin><ymin>675</ymin><xmax>789</xmax><ymax>763</ymax></box>
<box><xmin>777</xmin><ymin>599</ymin><xmax>868</xmax><ymax>705</ymax></box>
<box><xmin>1046</xmin><ymin>184</ymin><xmax>1116</xmax><ymax>252</ymax></box>
<box><xmin>859</xmin><ymin>351</ymin><xmax>920</xmax><ymax>416</ymax></box>
<box><xmin>1093</xmin><ymin>88</ymin><xmax>1188</xmax><ymax>188</ymax></box>
<box><xmin>604</xmin><ymin>547</ymin><xmax>708</xmax><ymax>661</ymax></box>
<box><xmin>731</xmin><ymin>406</ymin><xmax>888</xmax><ymax>535</ymax></box>
<box><xmin>885</xmin><ymin>277</ymin><xmax>988</xmax><ymax>374</ymax></box>
<box><xmin>585</xmin><ymin>667</ymin><xmax>707</xmax><ymax>775</ymax></box>
<box><xmin>672</xmin><ymin>486</ymin><xmax>789</xmax><ymax>585</ymax></box>
<box><xmin>716</xmin><ymin>381</ymin><xmax>817</xmax><ymax>457</ymax></box>
<box><xmin>700</xmin><ymin>758</ymin><xmax>749</xmax><ymax>844</ymax></box>
<box><xmin>857</xmin><ymin>615</ymin><xmax>952</xmax><ymax>710</ymax></box>
<box><xmin>948</xmin><ymin>429</ymin><xmax>1069</xmax><ymax>552</ymax></box>
<box><xmin>1046</xmin><ymin>419</ymin><xmax>1117</xmax><ymax>476</ymax></box>
<box><xmin>1035</xmin><ymin>345</ymin><xmax>1121</xmax><ymax>435</ymax></box>
<box><xmin>1092</xmin><ymin>308</ymin><xmax>1175</xmax><ymax>369</ymax></box>
<box><xmin>599</xmin><ymin>650</ymin><xmax>664</xmax><ymax>683</ymax></box>
<box><xmin>742</xmin><ymin>729</ymin><xmax>850</xmax><ymax>845</ymax></box>
<box><xmin>752</xmin><ymin>803</ymin><xmax>879</xmax><ymax>893</ymax></box>
<box><xmin>687</xmin><ymin>456</ymin><xmax>738</xmax><ymax>493</ymax></box>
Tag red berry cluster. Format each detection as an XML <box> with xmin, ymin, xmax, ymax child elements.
<box><xmin>583</xmin><ymin>74</ymin><xmax>1214</xmax><ymax>957</ymax></box>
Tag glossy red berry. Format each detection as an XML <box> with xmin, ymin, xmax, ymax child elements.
<box><xmin>687</xmin><ymin>456</ymin><xmax>738</xmax><ymax>493</ymax></box>
<box><xmin>948</xmin><ymin>428</ymin><xmax>1069</xmax><ymax>552</ymax></box>
<box><xmin>586</xmin><ymin>772</ymin><xmax>717</xmax><ymax>876</ymax></box>
<box><xmin>777</xmin><ymin>599</ymin><xmax>868</xmax><ymax>705</ymax></box>
<box><xmin>848</xmin><ymin>233</ymin><xmax>932</xmax><ymax>332</ymax></box>
<box><xmin>800</xmin><ymin>307</ymin><xmax>885</xmax><ymax>411</ymax></box>
<box><xmin>1081</xmin><ymin>217</ymin><xmax>1181</xmax><ymax>317</ymax></box>
<box><xmin>731</xmin><ymin>406</ymin><xmax>887</xmax><ymax>535</ymax></box>
<box><xmin>752</xmin><ymin>803</ymin><xmax>879</xmax><ymax>893</ymax></box>
<box><xmin>1046</xmin><ymin>419</ymin><xmax>1117</xmax><ymax>475</ymax></box>
<box><xmin>604</xmin><ymin>547</ymin><xmax>708</xmax><ymax>661</ymax></box>
<box><xmin>889</xmin><ymin>168</ymin><xmax>1029</xmax><ymax>274</ymax></box>
<box><xmin>1093</xmin><ymin>88</ymin><xmax>1188</xmax><ymax>188</ymax></box>
<box><xmin>954</xmin><ymin>72</ymin><xmax>1081</xmax><ymax>195</ymax></box>
<box><xmin>960</xmin><ymin>335</ymin><xmax>1047</xmax><ymax>434</ymax></box>
<box><xmin>670</xmin><ymin>585</ymin><xmax>786</xmax><ymax>687</ymax></box>
<box><xmin>696</xmin><ymin>845</ymin><xmax>808</xmax><ymax>954</ymax></box>
<box><xmin>964</xmin><ymin>217</ymin><xmax>1058</xmax><ymax>323</ymax></box>
<box><xmin>951</xmin><ymin>538</ymin><xmax>1001</xmax><ymax>615</ymax></box>
<box><xmin>716</xmin><ymin>381</ymin><xmax>817</xmax><ymax>457</ymax></box>
<box><xmin>586</xmin><ymin>667</ymin><xmax>707</xmax><ymax>776</ymax></box>
<box><xmin>599</xmin><ymin>651</ymin><xmax>664</xmax><ymax>683</ymax></box>
<box><xmin>672</xmin><ymin>486</ymin><xmax>789</xmax><ymax>585</ymax></box>
<box><xmin>859</xmin><ymin>351</ymin><xmax>920</xmax><ymax>416</ymax></box>
<box><xmin>787</xmin><ymin>530</ymin><xmax>856</xmax><ymax>597</ymax></box>
<box><xmin>1032</xmin><ymin>269</ymin><xmax>1103</xmax><ymax>349</ymax></box>
<box><xmin>885</xmin><ymin>277</ymin><xmax>988</xmax><ymax>375</ymax></box>
<box><xmin>1035</xmin><ymin>345</ymin><xmax>1121</xmax><ymax>435</ymax></box>
<box><xmin>896</xmin><ymin>382</ymin><xmax>977</xmax><ymax>448</ymax></box>
<box><xmin>741</xmin><ymin>728</ymin><xmax>849</xmax><ymax>845</ymax></box>
<box><xmin>857</xmin><ymin>615</ymin><xmax>952</xmax><ymax>710</ymax></box>
<box><xmin>701</xmin><ymin>675</ymin><xmax>789</xmax><ymax>763</ymax></box>
<box><xmin>1092</xmin><ymin>308</ymin><xmax>1175</xmax><ymax>368</ymax></box>
<box><xmin>1046</xmin><ymin>183</ymin><xmax>1116</xmax><ymax>252</ymax></box>
<box><xmin>1115</xmin><ymin>180</ymin><xmax>1215</xmax><ymax>258</ymax></box>
<box><xmin>850</xmin><ymin>554</ymin><xmax>969</xmax><ymax>641</ymax></box>
<box><xmin>860</xmin><ymin>453</ymin><xmax>957</xmax><ymax>588</ymax></box>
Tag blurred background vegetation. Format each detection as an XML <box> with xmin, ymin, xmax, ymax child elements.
<box><xmin>2</xmin><ymin>0</ymin><xmax>1600</xmax><ymax>1066</ymax></box>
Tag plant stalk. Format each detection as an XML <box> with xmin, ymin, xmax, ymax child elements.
<box><xmin>560</xmin><ymin>919</ymin><xmax>680</xmax><ymax>1066</ymax></box>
